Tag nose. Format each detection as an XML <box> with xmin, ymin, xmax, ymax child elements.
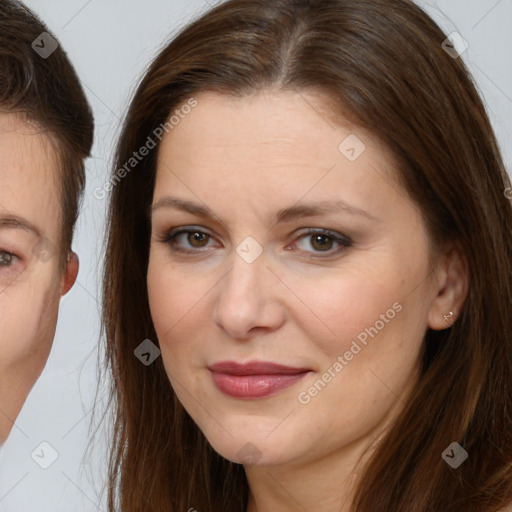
<box><xmin>213</xmin><ymin>245</ymin><xmax>285</xmax><ymax>341</ymax></box>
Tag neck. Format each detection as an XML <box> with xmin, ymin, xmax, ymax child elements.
<box><xmin>244</xmin><ymin>432</ymin><xmax>383</xmax><ymax>512</ymax></box>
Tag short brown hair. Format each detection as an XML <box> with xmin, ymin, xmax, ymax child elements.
<box><xmin>0</xmin><ymin>0</ymin><xmax>94</xmax><ymax>267</ymax></box>
<box><xmin>103</xmin><ymin>0</ymin><xmax>512</xmax><ymax>511</ymax></box>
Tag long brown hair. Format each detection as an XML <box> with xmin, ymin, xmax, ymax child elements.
<box><xmin>101</xmin><ymin>0</ymin><xmax>512</xmax><ymax>510</ymax></box>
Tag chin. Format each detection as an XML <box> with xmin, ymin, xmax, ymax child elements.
<box><xmin>198</xmin><ymin>419</ymin><xmax>298</xmax><ymax>466</ymax></box>
<box><xmin>210</xmin><ymin>438</ymin><xmax>279</xmax><ymax>466</ymax></box>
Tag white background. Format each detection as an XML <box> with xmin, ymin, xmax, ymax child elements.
<box><xmin>0</xmin><ymin>0</ymin><xmax>511</xmax><ymax>510</ymax></box>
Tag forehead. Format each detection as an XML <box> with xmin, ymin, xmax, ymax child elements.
<box><xmin>0</xmin><ymin>112</ymin><xmax>61</xmax><ymax>238</ymax></box>
<box><xmin>157</xmin><ymin>89</ymin><xmax>397</xmax><ymax>173</ymax></box>
<box><xmin>154</xmin><ymin>91</ymin><xmax>404</xmax><ymax>224</ymax></box>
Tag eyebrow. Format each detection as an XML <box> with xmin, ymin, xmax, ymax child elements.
<box><xmin>151</xmin><ymin>196</ymin><xmax>377</xmax><ymax>224</ymax></box>
<box><xmin>0</xmin><ymin>214</ymin><xmax>42</xmax><ymax>237</ymax></box>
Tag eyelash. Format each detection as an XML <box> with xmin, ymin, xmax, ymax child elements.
<box><xmin>159</xmin><ymin>227</ymin><xmax>352</xmax><ymax>258</ymax></box>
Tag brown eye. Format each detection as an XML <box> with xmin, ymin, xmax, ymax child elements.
<box><xmin>293</xmin><ymin>229</ymin><xmax>352</xmax><ymax>256</ymax></box>
<box><xmin>161</xmin><ymin>228</ymin><xmax>216</xmax><ymax>254</ymax></box>
<box><xmin>310</xmin><ymin>234</ymin><xmax>335</xmax><ymax>251</ymax></box>
<box><xmin>186</xmin><ymin>231</ymin><xmax>210</xmax><ymax>248</ymax></box>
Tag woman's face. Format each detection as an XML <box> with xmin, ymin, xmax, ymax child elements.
<box><xmin>148</xmin><ymin>90</ymin><xmax>448</xmax><ymax>467</ymax></box>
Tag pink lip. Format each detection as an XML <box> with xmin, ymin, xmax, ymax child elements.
<box><xmin>208</xmin><ymin>361</ymin><xmax>311</xmax><ymax>399</ymax></box>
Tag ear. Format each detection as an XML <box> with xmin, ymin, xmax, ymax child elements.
<box><xmin>60</xmin><ymin>251</ymin><xmax>79</xmax><ymax>296</ymax></box>
<box><xmin>427</xmin><ymin>242</ymin><xmax>469</xmax><ymax>330</ymax></box>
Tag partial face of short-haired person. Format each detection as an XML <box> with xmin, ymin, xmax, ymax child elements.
<box><xmin>147</xmin><ymin>90</ymin><xmax>468</xmax><ymax>510</ymax></box>
<box><xmin>0</xmin><ymin>0</ymin><xmax>93</xmax><ymax>445</ymax></box>
<box><xmin>0</xmin><ymin>112</ymin><xmax>79</xmax><ymax>443</ymax></box>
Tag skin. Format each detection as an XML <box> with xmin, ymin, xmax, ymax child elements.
<box><xmin>148</xmin><ymin>90</ymin><xmax>468</xmax><ymax>511</ymax></box>
<box><xmin>0</xmin><ymin>112</ymin><xmax>78</xmax><ymax>444</ymax></box>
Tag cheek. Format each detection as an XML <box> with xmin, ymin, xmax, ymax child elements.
<box><xmin>147</xmin><ymin>257</ymin><xmax>212</xmax><ymax>410</ymax></box>
<box><xmin>285</xmin><ymin>260</ymin><xmax>430</xmax><ymax>396</ymax></box>
<box><xmin>147</xmin><ymin>255</ymin><xmax>207</xmax><ymax>358</ymax></box>
<box><xmin>283</xmin><ymin>263</ymin><xmax>407</xmax><ymax>356</ymax></box>
<box><xmin>290</xmin><ymin>275</ymin><xmax>425</xmax><ymax>447</ymax></box>
<box><xmin>0</xmin><ymin>274</ymin><xmax>60</xmax><ymax>372</ymax></box>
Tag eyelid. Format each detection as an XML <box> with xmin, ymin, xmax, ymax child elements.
<box><xmin>158</xmin><ymin>227</ymin><xmax>218</xmax><ymax>248</ymax></box>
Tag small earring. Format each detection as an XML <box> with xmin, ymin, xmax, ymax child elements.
<box><xmin>443</xmin><ymin>311</ymin><xmax>454</xmax><ymax>323</ymax></box>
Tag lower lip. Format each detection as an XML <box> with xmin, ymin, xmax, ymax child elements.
<box><xmin>210</xmin><ymin>372</ymin><xmax>309</xmax><ymax>399</ymax></box>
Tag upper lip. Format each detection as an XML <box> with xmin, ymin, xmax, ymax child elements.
<box><xmin>208</xmin><ymin>361</ymin><xmax>310</xmax><ymax>375</ymax></box>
